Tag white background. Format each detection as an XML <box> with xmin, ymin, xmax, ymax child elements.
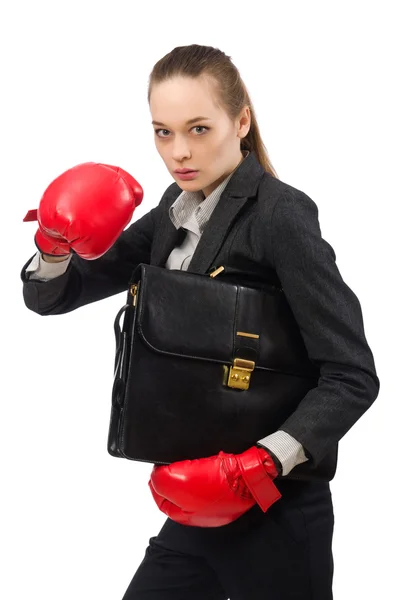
<box><xmin>1</xmin><ymin>1</ymin><xmax>395</xmax><ymax>598</ymax></box>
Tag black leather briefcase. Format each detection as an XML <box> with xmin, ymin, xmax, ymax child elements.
<box><xmin>106</xmin><ymin>262</ymin><xmax>342</xmax><ymax>481</ymax></box>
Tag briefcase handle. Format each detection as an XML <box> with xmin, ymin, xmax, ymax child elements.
<box><xmin>113</xmin><ymin>304</ymin><xmax>128</xmax><ymax>364</ymax></box>
<box><xmin>112</xmin><ymin>303</ymin><xmax>130</xmax><ymax>409</ymax></box>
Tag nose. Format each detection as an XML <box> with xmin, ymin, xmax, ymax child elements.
<box><xmin>171</xmin><ymin>135</ymin><xmax>192</xmax><ymax>162</ymax></box>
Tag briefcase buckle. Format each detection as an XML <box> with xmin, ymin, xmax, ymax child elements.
<box><xmin>130</xmin><ymin>284</ymin><xmax>138</xmax><ymax>306</ymax></box>
<box><xmin>227</xmin><ymin>358</ymin><xmax>255</xmax><ymax>390</ymax></box>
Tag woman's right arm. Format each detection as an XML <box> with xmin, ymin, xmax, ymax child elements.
<box><xmin>20</xmin><ymin>202</ymin><xmax>162</xmax><ymax>316</ymax></box>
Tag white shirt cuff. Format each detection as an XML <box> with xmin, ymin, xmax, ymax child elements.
<box><xmin>25</xmin><ymin>251</ymin><xmax>72</xmax><ymax>281</ymax></box>
<box><xmin>256</xmin><ymin>430</ymin><xmax>309</xmax><ymax>477</ymax></box>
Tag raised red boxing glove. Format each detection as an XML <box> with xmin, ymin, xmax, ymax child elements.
<box><xmin>148</xmin><ymin>445</ymin><xmax>282</xmax><ymax>528</ymax></box>
<box><xmin>23</xmin><ymin>162</ymin><xmax>143</xmax><ymax>259</ymax></box>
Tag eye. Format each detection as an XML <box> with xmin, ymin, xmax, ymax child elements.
<box><xmin>154</xmin><ymin>126</ymin><xmax>210</xmax><ymax>138</ymax></box>
<box><xmin>192</xmin><ymin>126</ymin><xmax>209</xmax><ymax>135</ymax></box>
<box><xmin>154</xmin><ymin>129</ymin><xmax>171</xmax><ymax>138</ymax></box>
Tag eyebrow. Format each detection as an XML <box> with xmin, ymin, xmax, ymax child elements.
<box><xmin>151</xmin><ymin>116</ymin><xmax>211</xmax><ymax>126</ymax></box>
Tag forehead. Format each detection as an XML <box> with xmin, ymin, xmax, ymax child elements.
<box><xmin>150</xmin><ymin>76</ymin><xmax>221</xmax><ymax>124</ymax></box>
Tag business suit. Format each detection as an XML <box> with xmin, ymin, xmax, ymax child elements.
<box><xmin>21</xmin><ymin>150</ymin><xmax>379</xmax><ymax>598</ymax></box>
<box><xmin>21</xmin><ymin>149</ymin><xmax>380</xmax><ymax>474</ymax></box>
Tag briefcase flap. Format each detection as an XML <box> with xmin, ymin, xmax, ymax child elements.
<box><xmin>129</xmin><ymin>264</ymin><xmax>319</xmax><ymax>378</ymax></box>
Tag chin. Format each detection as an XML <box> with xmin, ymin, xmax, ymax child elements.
<box><xmin>175</xmin><ymin>180</ymin><xmax>202</xmax><ymax>191</ymax></box>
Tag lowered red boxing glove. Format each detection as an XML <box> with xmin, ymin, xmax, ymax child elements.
<box><xmin>148</xmin><ymin>445</ymin><xmax>282</xmax><ymax>528</ymax></box>
<box><xmin>23</xmin><ymin>162</ymin><xmax>143</xmax><ymax>259</ymax></box>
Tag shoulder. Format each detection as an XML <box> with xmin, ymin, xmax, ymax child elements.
<box><xmin>254</xmin><ymin>174</ymin><xmax>328</xmax><ymax>269</ymax></box>
<box><xmin>257</xmin><ymin>173</ymin><xmax>320</xmax><ymax>234</ymax></box>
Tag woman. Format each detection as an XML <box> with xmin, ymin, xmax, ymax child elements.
<box><xmin>21</xmin><ymin>44</ymin><xmax>380</xmax><ymax>599</ymax></box>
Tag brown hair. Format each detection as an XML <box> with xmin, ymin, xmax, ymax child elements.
<box><xmin>147</xmin><ymin>44</ymin><xmax>279</xmax><ymax>179</ymax></box>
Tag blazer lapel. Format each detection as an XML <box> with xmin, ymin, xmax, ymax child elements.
<box><xmin>151</xmin><ymin>151</ymin><xmax>268</xmax><ymax>275</ymax></box>
<box><xmin>186</xmin><ymin>194</ymin><xmax>251</xmax><ymax>274</ymax></box>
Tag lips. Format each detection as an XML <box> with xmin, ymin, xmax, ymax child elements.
<box><xmin>175</xmin><ymin>170</ymin><xmax>199</xmax><ymax>180</ymax></box>
<box><xmin>175</xmin><ymin>169</ymin><xmax>197</xmax><ymax>173</ymax></box>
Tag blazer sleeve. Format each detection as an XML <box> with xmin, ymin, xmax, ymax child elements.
<box><xmin>268</xmin><ymin>189</ymin><xmax>380</xmax><ymax>469</ymax></box>
<box><xmin>20</xmin><ymin>201</ymin><xmax>162</xmax><ymax>316</ymax></box>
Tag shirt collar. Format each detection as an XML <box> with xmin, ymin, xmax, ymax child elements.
<box><xmin>169</xmin><ymin>150</ymin><xmax>250</xmax><ymax>234</ymax></box>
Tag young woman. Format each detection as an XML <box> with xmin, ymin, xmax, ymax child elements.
<box><xmin>21</xmin><ymin>44</ymin><xmax>380</xmax><ymax>599</ymax></box>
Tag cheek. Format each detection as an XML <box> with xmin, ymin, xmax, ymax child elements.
<box><xmin>154</xmin><ymin>142</ymin><xmax>167</xmax><ymax>160</ymax></box>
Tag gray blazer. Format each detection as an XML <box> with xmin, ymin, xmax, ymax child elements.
<box><xmin>20</xmin><ymin>151</ymin><xmax>380</xmax><ymax>475</ymax></box>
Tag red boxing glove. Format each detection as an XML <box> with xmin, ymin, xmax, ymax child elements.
<box><xmin>148</xmin><ymin>446</ymin><xmax>282</xmax><ymax>528</ymax></box>
<box><xmin>23</xmin><ymin>162</ymin><xmax>143</xmax><ymax>259</ymax></box>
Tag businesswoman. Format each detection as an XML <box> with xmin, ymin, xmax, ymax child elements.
<box><xmin>21</xmin><ymin>44</ymin><xmax>380</xmax><ymax>599</ymax></box>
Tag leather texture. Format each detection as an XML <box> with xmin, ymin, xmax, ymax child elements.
<box><xmin>108</xmin><ymin>262</ymin><xmax>336</xmax><ymax>481</ymax></box>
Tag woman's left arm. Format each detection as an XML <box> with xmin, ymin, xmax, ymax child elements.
<box><xmin>264</xmin><ymin>189</ymin><xmax>380</xmax><ymax>470</ymax></box>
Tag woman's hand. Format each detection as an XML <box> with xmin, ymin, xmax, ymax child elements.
<box><xmin>148</xmin><ymin>445</ymin><xmax>282</xmax><ymax>527</ymax></box>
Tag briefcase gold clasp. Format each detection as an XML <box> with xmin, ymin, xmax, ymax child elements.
<box><xmin>227</xmin><ymin>358</ymin><xmax>255</xmax><ymax>390</ymax></box>
<box><xmin>209</xmin><ymin>266</ymin><xmax>225</xmax><ymax>278</ymax></box>
<box><xmin>130</xmin><ymin>284</ymin><xmax>138</xmax><ymax>306</ymax></box>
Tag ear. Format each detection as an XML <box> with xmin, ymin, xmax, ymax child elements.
<box><xmin>237</xmin><ymin>105</ymin><xmax>251</xmax><ymax>138</ymax></box>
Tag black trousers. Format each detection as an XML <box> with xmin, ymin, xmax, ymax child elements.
<box><xmin>121</xmin><ymin>479</ymin><xmax>334</xmax><ymax>600</ymax></box>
